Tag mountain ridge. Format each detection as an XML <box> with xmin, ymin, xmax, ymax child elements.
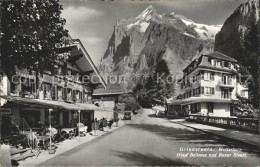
<box><xmin>99</xmin><ymin>5</ymin><xmax>222</xmax><ymax>90</ymax></box>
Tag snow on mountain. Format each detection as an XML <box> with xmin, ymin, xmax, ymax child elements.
<box><xmin>136</xmin><ymin>5</ymin><xmax>155</xmax><ymax>21</ymax></box>
<box><xmin>126</xmin><ymin>5</ymin><xmax>221</xmax><ymax>39</ymax></box>
<box><xmin>181</xmin><ymin>18</ymin><xmax>222</xmax><ymax>39</ymax></box>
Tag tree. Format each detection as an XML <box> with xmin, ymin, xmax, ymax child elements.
<box><xmin>1</xmin><ymin>0</ymin><xmax>70</xmax><ymax>78</ymax></box>
<box><xmin>236</xmin><ymin>23</ymin><xmax>259</xmax><ymax>109</ymax></box>
<box><xmin>146</xmin><ymin>60</ymin><xmax>174</xmax><ymax>103</ymax></box>
<box><xmin>118</xmin><ymin>93</ymin><xmax>140</xmax><ymax>111</ymax></box>
<box><xmin>133</xmin><ymin>60</ymin><xmax>174</xmax><ymax>107</ymax></box>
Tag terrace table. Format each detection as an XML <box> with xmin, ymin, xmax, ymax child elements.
<box><xmin>60</xmin><ymin>128</ymin><xmax>76</xmax><ymax>139</ymax></box>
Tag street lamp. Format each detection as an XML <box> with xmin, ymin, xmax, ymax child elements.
<box><xmin>78</xmin><ymin>110</ymin><xmax>81</xmax><ymax>142</ymax></box>
<box><xmin>49</xmin><ymin>108</ymin><xmax>53</xmax><ymax>153</ymax></box>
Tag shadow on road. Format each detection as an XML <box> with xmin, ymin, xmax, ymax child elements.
<box><xmin>127</xmin><ymin>124</ymin><xmax>260</xmax><ymax>156</ymax></box>
<box><xmin>112</xmin><ymin>151</ymin><xmax>189</xmax><ymax>166</ymax></box>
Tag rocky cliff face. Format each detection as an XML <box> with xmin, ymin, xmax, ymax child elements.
<box><xmin>215</xmin><ymin>0</ymin><xmax>259</xmax><ymax>59</ymax></box>
<box><xmin>99</xmin><ymin>6</ymin><xmax>221</xmax><ymax>90</ymax></box>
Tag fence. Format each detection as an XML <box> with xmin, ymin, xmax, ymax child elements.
<box><xmin>189</xmin><ymin>114</ymin><xmax>259</xmax><ymax>133</ymax></box>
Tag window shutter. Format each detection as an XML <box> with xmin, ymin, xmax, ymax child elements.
<box><xmin>63</xmin><ymin>88</ymin><xmax>67</xmax><ymax>100</ymax></box>
<box><xmin>221</xmin><ymin>91</ymin><xmax>224</xmax><ymax>98</ymax></box>
<box><xmin>201</xmin><ymin>71</ymin><xmax>204</xmax><ymax>80</ymax></box>
<box><xmin>201</xmin><ymin>87</ymin><xmax>204</xmax><ymax>94</ymax></box>
<box><xmin>211</xmin><ymin>72</ymin><xmax>214</xmax><ymax>81</ymax></box>
<box><xmin>42</xmin><ymin>84</ymin><xmax>45</xmax><ymax>93</ymax></box>
<box><xmin>221</xmin><ymin>61</ymin><xmax>224</xmax><ymax>67</ymax></box>
<box><xmin>228</xmin><ymin>62</ymin><xmax>231</xmax><ymax>68</ymax></box>
<box><xmin>52</xmin><ymin>86</ymin><xmax>57</xmax><ymax>100</ymax></box>
<box><xmin>211</xmin><ymin>88</ymin><xmax>214</xmax><ymax>95</ymax></box>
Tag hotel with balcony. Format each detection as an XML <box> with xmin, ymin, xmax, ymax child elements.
<box><xmin>0</xmin><ymin>39</ymin><xmax>108</xmax><ymax>129</ymax></box>
<box><xmin>168</xmin><ymin>52</ymin><xmax>248</xmax><ymax>117</ymax></box>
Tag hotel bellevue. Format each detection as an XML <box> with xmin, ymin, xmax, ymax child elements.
<box><xmin>167</xmin><ymin>52</ymin><xmax>248</xmax><ymax>117</ymax></box>
<box><xmin>0</xmin><ymin>39</ymin><xmax>108</xmax><ymax>130</ymax></box>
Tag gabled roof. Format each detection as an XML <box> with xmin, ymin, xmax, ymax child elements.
<box><xmin>70</xmin><ymin>39</ymin><xmax>107</xmax><ymax>88</ymax></box>
<box><xmin>206</xmin><ymin>52</ymin><xmax>237</xmax><ymax>63</ymax></box>
<box><xmin>183</xmin><ymin>52</ymin><xmax>238</xmax><ymax>74</ymax></box>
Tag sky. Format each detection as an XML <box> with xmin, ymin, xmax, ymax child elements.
<box><xmin>60</xmin><ymin>0</ymin><xmax>247</xmax><ymax>66</ymax></box>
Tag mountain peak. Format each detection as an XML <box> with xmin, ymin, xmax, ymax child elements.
<box><xmin>136</xmin><ymin>5</ymin><xmax>158</xmax><ymax>21</ymax></box>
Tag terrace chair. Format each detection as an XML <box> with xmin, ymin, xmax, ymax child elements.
<box><xmin>34</xmin><ymin>135</ymin><xmax>48</xmax><ymax>158</ymax></box>
<box><xmin>68</xmin><ymin>128</ymin><xmax>76</xmax><ymax>139</ymax></box>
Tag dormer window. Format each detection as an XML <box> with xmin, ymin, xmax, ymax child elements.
<box><xmin>224</xmin><ymin>61</ymin><xmax>229</xmax><ymax>68</ymax></box>
<box><xmin>216</xmin><ymin>61</ymin><xmax>221</xmax><ymax>67</ymax></box>
<box><xmin>211</xmin><ymin>59</ymin><xmax>216</xmax><ymax>66</ymax></box>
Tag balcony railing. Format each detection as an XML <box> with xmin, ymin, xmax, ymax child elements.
<box><xmin>189</xmin><ymin>115</ymin><xmax>259</xmax><ymax>133</ymax></box>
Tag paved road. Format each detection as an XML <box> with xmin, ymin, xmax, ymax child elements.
<box><xmin>39</xmin><ymin>109</ymin><xmax>260</xmax><ymax>166</ymax></box>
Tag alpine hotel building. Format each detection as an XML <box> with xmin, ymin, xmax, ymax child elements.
<box><xmin>169</xmin><ymin>52</ymin><xmax>248</xmax><ymax>117</ymax></box>
<box><xmin>0</xmin><ymin>39</ymin><xmax>107</xmax><ymax>129</ymax></box>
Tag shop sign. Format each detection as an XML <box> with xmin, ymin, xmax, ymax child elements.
<box><xmin>0</xmin><ymin>108</ymin><xmax>11</xmax><ymax>115</ymax></box>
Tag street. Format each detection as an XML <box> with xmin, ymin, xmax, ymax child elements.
<box><xmin>38</xmin><ymin>109</ymin><xmax>260</xmax><ymax>166</ymax></box>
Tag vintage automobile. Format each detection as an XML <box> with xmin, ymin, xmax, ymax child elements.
<box><xmin>152</xmin><ymin>106</ymin><xmax>165</xmax><ymax>117</ymax></box>
<box><xmin>123</xmin><ymin>112</ymin><xmax>132</xmax><ymax>120</ymax></box>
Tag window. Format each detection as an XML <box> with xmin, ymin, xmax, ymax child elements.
<box><xmin>72</xmin><ymin>90</ymin><xmax>77</xmax><ymax>101</ymax></box>
<box><xmin>57</xmin><ymin>87</ymin><xmax>63</xmax><ymax>100</ymax></box>
<box><xmin>221</xmin><ymin>88</ymin><xmax>232</xmax><ymax>99</ymax></box>
<box><xmin>222</xmin><ymin>75</ymin><xmax>232</xmax><ymax>85</ymax></box>
<box><xmin>201</xmin><ymin>87</ymin><xmax>214</xmax><ymax>95</ymax></box>
<box><xmin>216</xmin><ymin>61</ymin><xmax>221</xmax><ymax>67</ymax></box>
<box><xmin>224</xmin><ymin>61</ymin><xmax>229</xmax><ymax>68</ymax></box>
<box><xmin>204</xmin><ymin>72</ymin><xmax>214</xmax><ymax>81</ymax></box>
<box><xmin>67</xmin><ymin>89</ymin><xmax>72</xmax><ymax>101</ymax></box>
<box><xmin>211</xmin><ymin>59</ymin><xmax>216</xmax><ymax>66</ymax></box>
<box><xmin>20</xmin><ymin>77</ymin><xmax>36</xmax><ymax>96</ymax></box>
<box><xmin>205</xmin><ymin>87</ymin><xmax>211</xmax><ymax>94</ymax></box>
<box><xmin>42</xmin><ymin>84</ymin><xmax>51</xmax><ymax>99</ymax></box>
<box><xmin>51</xmin><ymin>85</ymin><xmax>57</xmax><ymax>100</ymax></box>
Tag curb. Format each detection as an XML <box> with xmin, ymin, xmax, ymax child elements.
<box><xmin>169</xmin><ymin>120</ymin><xmax>260</xmax><ymax>150</ymax></box>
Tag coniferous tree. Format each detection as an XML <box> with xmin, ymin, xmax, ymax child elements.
<box><xmin>236</xmin><ymin>23</ymin><xmax>259</xmax><ymax>109</ymax></box>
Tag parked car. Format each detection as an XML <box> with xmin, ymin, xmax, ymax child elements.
<box><xmin>152</xmin><ymin>105</ymin><xmax>165</xmax><ymax>117</ymax></box>
<box><xmin>155</xmin><ymin>110</ymin><xmax>165</xmax><ymax>117</ymax></box>
<box><xmin>123</xmin><ymin>112</ymin><xmax>132</xmax><ymax>120</ymax></box>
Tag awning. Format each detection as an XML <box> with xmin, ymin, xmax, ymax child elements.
<box><xmin>34</xmin><ymin>99</ymin><xmax>85</xmax><ymax>110</ymax></box>
<box><xmin>0</xmin><ymin>95</ymin><xmax>106</xmax><ymax>111</ymax></box>
<box><xmin>75</xmin><ymin>103</ymin><xmax>106</xmax><ymax>111</ymax></box>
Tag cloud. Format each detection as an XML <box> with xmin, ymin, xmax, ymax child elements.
<box><xmin>83</xmin><ymin>37</ymin><xmax>103</xmax><ymax>44</ymax></box>
<box><xmin>61</xmin><ymin>6</ymin><xmax>104</xmax><ymax>23</ymax></box>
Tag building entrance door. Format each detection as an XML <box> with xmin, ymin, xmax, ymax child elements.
<box><xmin>207</xmin><ymin>102</ymin><xmax>214</xmax><ymax>115</ymax></box>
<box><xmin>63</xmin><ymin>112</ymin><xmax>69</xmax><ymax>127</ymax></box>
<box><xmin>230</xmin><ymin>106</ymin><xmax>234</xmax><ymax>116</ymax></box>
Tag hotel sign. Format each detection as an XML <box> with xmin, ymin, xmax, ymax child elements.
<box><xmin>16</xmin><ymin>70</ymin><xmax>36</xmax><ymax>79</ymax></box>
